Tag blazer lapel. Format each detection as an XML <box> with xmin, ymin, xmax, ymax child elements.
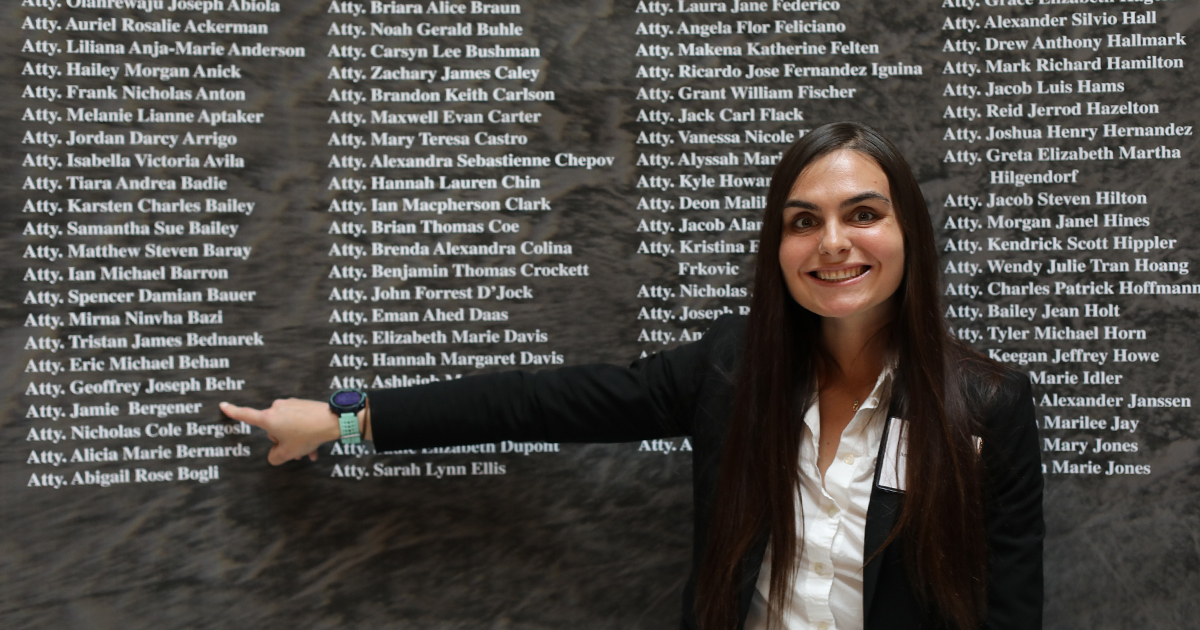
<box><xmin>863</xmin><ymin>411</ymin><xmax>905</xmax><ymax>622</ymax></box>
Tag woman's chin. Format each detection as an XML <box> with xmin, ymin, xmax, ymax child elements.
<box><xmin>813</xmin><ymin>306</ymin><xmax>870</xmax><ymax>320</ymax></box>
<box><xmin>797</xmin><ymin>295</ymin><xmax>891</xmax><ymax>321</ymax></box>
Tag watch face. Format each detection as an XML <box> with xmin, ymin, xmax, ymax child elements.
<box><xmin>332</xmin><ymin>390</ymin><xmax>364</xmax><ymax>407</ymax></box>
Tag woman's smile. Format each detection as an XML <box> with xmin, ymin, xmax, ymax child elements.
<box><xmin>809</xmin><ymin>264</ymin><xmax>871</xmax><ymax>283</ymax></box>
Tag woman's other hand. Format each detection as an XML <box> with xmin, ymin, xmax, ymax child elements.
<box><xmin>219</xmin><ymin>399</ymin><xmax>341</xmax><ymax>465</ymax></box>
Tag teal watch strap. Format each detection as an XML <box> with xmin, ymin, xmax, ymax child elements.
<box><xmin>338</xmin><ymin>412</ymin><xmax>361</xmax><ymax>445</ymax></box>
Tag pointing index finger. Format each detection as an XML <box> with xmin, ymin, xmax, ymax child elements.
<box><xmin>219</xmin><ymin>401</ymin><xmax>269</xmax><ymax>429</ymax></box>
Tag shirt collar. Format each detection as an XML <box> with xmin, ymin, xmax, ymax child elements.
<box><xmin>803</xmin><ymin>364</ymin><xmax>896</xmax><ymax>444</ymax></box>
<box><xmin>855</xmin><ymin>363</ymin><xmax>895</xmax><ymax>414</ymax></box>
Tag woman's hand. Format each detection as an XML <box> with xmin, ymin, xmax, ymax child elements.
<box><xmin>219</xmin><ymin>399</ymin><xmax>342</xmax><ymax>465</ymax></box>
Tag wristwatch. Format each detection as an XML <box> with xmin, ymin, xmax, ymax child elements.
<box><xmin>329</xmin><ymin>388</ymin><xmax>368</xmax><ymax>445</ymax></box>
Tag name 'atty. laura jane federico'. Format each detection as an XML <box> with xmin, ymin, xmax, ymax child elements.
<box><xmin>222</xmin><ymin>122</ymin><xmax>1043</xmax><ymax>630</ymax></box>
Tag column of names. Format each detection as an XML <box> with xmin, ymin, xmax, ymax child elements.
<box><xmin>939</xmin><ymin>0</ymin><xmax>1191</xmax><ymax>478</ymax></box>
<box><xmin>19</xmin><ymin>0</ymin><xmax>292</xmax><ymax>490</ymax></box>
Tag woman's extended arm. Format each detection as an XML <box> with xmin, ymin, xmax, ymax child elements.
<box><xmin>221</xmin><ymin>315</ymin><xmax>744</xmax><ymax>464</ymax></box>
<box><xmin>367</xmin><ymin>340</ymin><xmax>715</xmax><ymax>452</ymax></box>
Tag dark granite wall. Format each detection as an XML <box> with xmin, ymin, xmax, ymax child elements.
<box><xmin>3</xmin><ymin>1</ymin><xmax>1197</xmax><ymax>627</ymax></box>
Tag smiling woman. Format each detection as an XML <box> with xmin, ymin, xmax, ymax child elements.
<box><xmin>696</xmin><ymin>123</ymin><xmax>1042</xmax><ymax>630</ymax></box>
<box><xmin>778</xmin><ymin>150</ymin><xmax>906</xmax><ymax>323</ymax></box>
<box><xmin>220</xmin><ymin>122</ymin><xmax>1042</xmax><ymax>630</ymax></box>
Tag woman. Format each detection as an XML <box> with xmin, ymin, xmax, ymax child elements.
<box><xmin>221</xmin><ymin>122</ymin><xmax>1043</xmax><ymax>630</ymax></box>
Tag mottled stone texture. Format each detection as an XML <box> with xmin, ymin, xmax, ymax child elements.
<box><xmin>2</xmin><ymin>1</ymin><xmax>1198</xmax><ymax>628</ymax></box>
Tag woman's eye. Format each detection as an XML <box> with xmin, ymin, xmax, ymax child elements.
<box><xmin>793</xmin><ymin>216</ymin><xmax>816</xmax><ymax>229</ymax></box>
<box><xmin>853</xmin><ymin>210</ymin><xmax>877</xmax><ymax>222</ymax></box>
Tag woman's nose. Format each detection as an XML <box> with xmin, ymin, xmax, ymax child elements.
<box><xmin>818</xmin><ymin>220</ymin><xmax>851</xmax><ymax>256</ymax></box>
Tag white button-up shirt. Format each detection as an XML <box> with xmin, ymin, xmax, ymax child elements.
<box><xmin>745</xmin><ymin>368</ymin><xmax>893</xmax><ymax>630</ymax></box>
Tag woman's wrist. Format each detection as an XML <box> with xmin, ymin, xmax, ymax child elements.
<box><xmin>324</xmin><ymin>408</ymin><xmax>345</xmax><ymax>443</ymax></box>
<box><xmin>357</xmin><ymin>400</ymin><xmax>372</xmax><ymax>441</ymax></box>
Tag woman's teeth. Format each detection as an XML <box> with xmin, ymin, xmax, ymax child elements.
<box><xmin>813</xmin><ymin>266</ymin><xmax>868</xmax><ymax>282</ymax></box>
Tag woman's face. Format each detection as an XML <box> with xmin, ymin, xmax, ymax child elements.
<box><xmin>778</xmin><ymin>149</ymin><xmax>905</xmax><ymax>326</ymax></box>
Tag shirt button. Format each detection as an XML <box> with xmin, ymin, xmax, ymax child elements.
<box><xmin>843</xmin><ymin>453</ymin><xmax>856</xmax><ymax>465</ymax></box>
<box><xmin>813</xmin><ymin>562</ymin><xmax>826</xmax><ymax>575</ymax></box>
<box><xmin>826</xmin><ymin>505</ymin><xmax>839</xmax><ymax>517</ymax></box>
<box><xmin>818</xmin><ymin>622</ymin><xmax>830</xmax><ymax>630</ymax></box>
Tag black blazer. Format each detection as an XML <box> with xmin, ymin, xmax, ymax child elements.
<box><xmin>370</xmin><ymin>315</ymin><xmax>1044</xmax><ymax>629</ymax></box>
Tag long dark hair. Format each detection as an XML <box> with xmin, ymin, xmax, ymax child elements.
<box><xmin>696</xmin><ymin>122</ymin><xmax>995</xmax><ymax>630</ymax></box>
